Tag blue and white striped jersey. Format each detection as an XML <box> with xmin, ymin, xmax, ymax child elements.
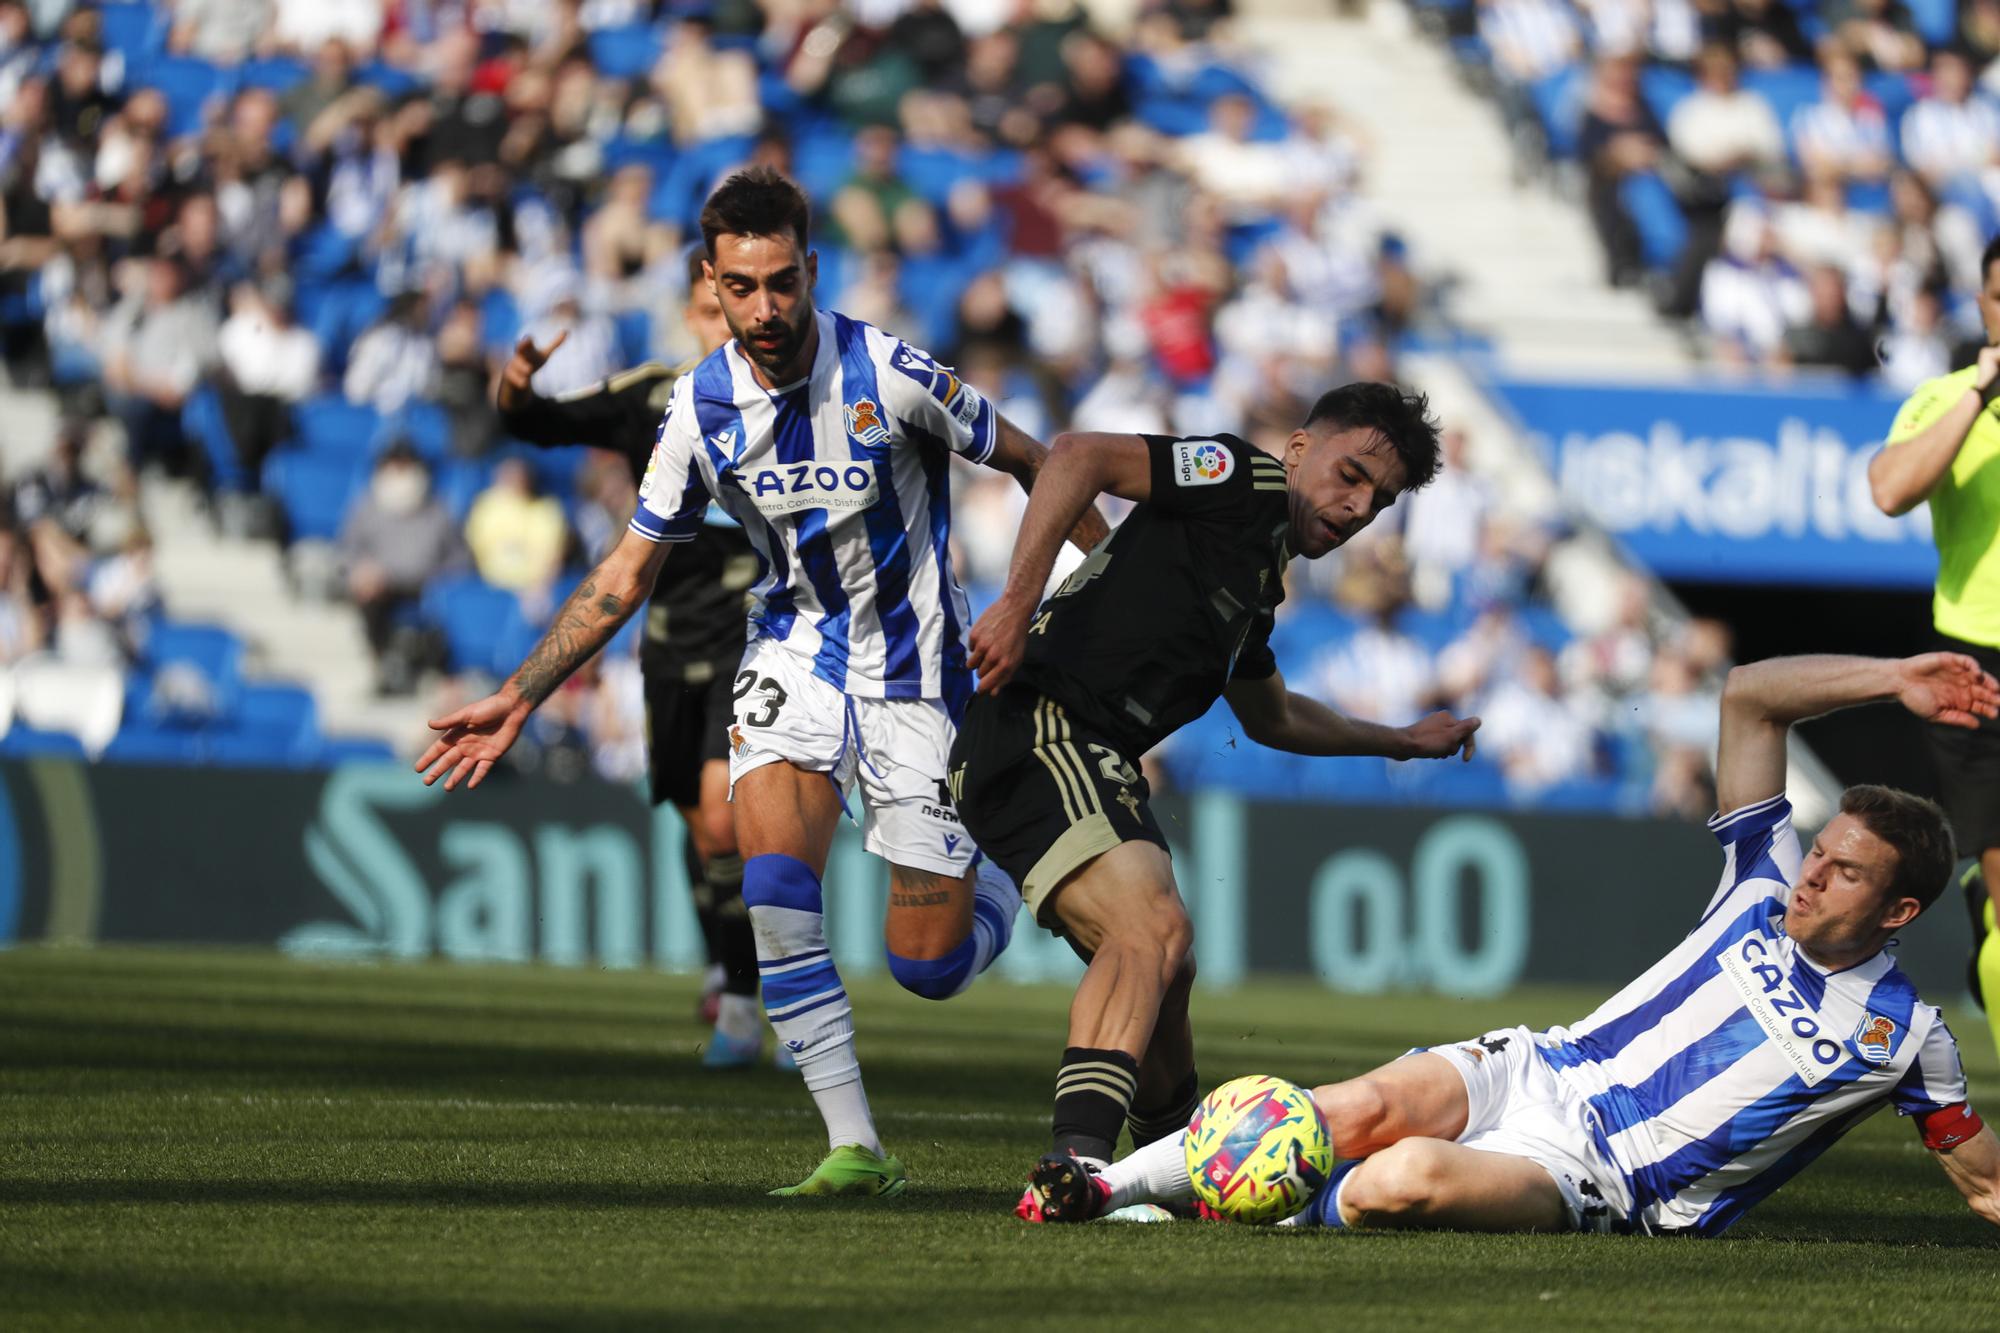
<box><xmin>1534</xmin><ymin>793</ymin><xmax>1969</xmax><ymax>1236</ymax></box>
<box><xmin>629</xmin><ymin>310</ymin><xmax>997</xmax><ymax>702</ymax></box>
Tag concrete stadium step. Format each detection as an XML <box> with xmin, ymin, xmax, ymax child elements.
<box><xmin>138</xmin><ymin>478</ymin><xmax>431</xmax><ymax>750</ymax></box>
<box><xmin>1236</xmin><ymin>1</ymin><xmax>1695</xmax><ymax>374</ymax></box>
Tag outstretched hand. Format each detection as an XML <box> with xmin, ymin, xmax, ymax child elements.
<box><xmin>1402</xmin><ymin>710</ymin><xmax>1481</xmax><ymax>763</ymax></box>
<box><xmin>1896</xmin><ymin>653</ymin><xmax>2000</xmax><ymax>729</ymax></box>
<box><xmin>499</xmin><ymin>329</ymin><xmax>568</xmax><ymax>404</ymax></box>
<box><xmin>415</xmin><ymin>690</ymin><xmax>531</xmax><ymax>791</ymax></box>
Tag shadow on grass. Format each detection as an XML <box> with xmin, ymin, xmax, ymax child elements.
<box><xmin>6</xmin><ymin>1012</ymin><xmax>1050</xmax><ymax>1107</ymax></box>
<box><xmin>0</xmin><ymin>1176</ymin><xmax>1008</xmax><ymax>1215</ymax></box>
<box><xmin>0</xmin><ymin>1261</ymin><xmax>822</xmax><ymax>1333</ymax></box>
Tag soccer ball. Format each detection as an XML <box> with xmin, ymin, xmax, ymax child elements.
<box><xmin>1183</xmin><ymin>1074</ymin><xmax>1333</xmax><ymax>1224</ymax></box>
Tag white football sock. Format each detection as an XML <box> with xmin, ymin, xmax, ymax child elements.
<box><xmin>1100</xmin><ymin>1130</ymin><xmax>1193</xmax><ymax>1210</ymax></box>
<box><xmin>715</xmin><ymin>992</ymin><xmax>762</xmax><ymax>1044</ymax></box>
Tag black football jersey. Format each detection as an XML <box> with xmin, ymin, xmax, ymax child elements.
<box><xmin>1014</xmin><ymin>433</ymin><xmax>1290</xmax><ymax>757</ymax></box>
<box><xmin>501</xmin><ymin>363</ymin><xmax>755</xmax><ymax>677</ymax></box>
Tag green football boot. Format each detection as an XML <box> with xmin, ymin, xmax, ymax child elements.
<box><xmin>769</xmin><ymin>1144</ymin><xmax>907</xmax><ymax>1198</ymax></box>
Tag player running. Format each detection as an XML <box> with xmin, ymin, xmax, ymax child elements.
<box><xmin>953</xmin><ymin>384</ymin><xmax>1480</xmax><ymax>1218</ymax></box>
<box><xmin>496</xmin><ymin>250</ymin><xmax>775</xmax><ymax>1068</ymax></box>
<box><xmin>417</xmin><ymin>167</ymin><xmax>1107</xmax><ymax>1197</ymax></box>
<box><xmin>1043</xmin><ymin>653</ymin><xmax>2000</xmax><ymax>1236</ymax></box>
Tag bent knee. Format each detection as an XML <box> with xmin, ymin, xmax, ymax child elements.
<box><xmin>885</xmin><ymin>938</ymin><xmax>977</xmax><ymax>1001</ymax></box>
<box><xmin>1315</xmin><ymin>1077</ymin><xmax>1392</xmax><ymax>1151</ymax></box>
<box><xmin>1344</xmin><ymin>1139</ymin><xmax>1454</xmax><ymax>1222</ymax></box>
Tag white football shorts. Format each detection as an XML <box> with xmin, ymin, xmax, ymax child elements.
<box><xmin>725</xmin><ymin>637</ymin><xmax>975</xmax><ymax>879</ymax></box>
<box><xmin>1422</xmin><ymin>1026</ymin><xmax>1633</xmax><ymax>1234</ymax></box>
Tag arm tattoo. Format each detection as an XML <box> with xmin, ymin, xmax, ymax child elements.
<box><xmin>510</xmin><ymin>577</ymin><xmax>631</xmax><ymax>706</ymax></box>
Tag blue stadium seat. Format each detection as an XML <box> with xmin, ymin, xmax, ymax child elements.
<box><xmin>587</xmin><ymin>24</ymin><xmax>665</xmax><ymax>81</ymax></box>
<box><xmin>355</xmin><ymin>62</ymin><xmax>423</xmax><ymax>97</ymax></box>
<box><xmin>239</xmin><ymin>56</ymin><xmax>310</xmax><ymax>92</ymax></box>
<box><xmin>182</xmin><ymin>384</ymin><xmax>248</xmax><ymax>492</ymax></box>
<box><xmin>1906</xmin><ymin>0</ymin><xmax>1957</xmax><ymax>46</ymax></box>
<box><xmin>231</xmin><ymin>683</ymin><xmax>319</xmax><ymax>743</ymax></box>
<box><xmin>481</xmin><ymin>286</ymin><xmax>522</xmax><ymax>357</ymax></box>
<box><xmin>1741</xmin><ymin>65</ymin><xmax>1823</xmax><ymax>135</ymax></box>
<box><xmin>1620</xmin><ymin>170</ymin><xmax>1690</xmax><ymax>270</ymax></box>
<box><xmin>1639</xmin><ymin>65</ymin><xmax>1696</xmax><ymax>126</ymax></box>
<box><xmin>294</xmin><ymin>395</ymin><xmax>382</xmax><ymax>457</ymax></box>
<box><xmin>602</xmin><ymin>135</ymin><xmax>677</xmax><ymax>176</ymax></box>
<box><xmin>420</xmin><ymin>574</ymin><xmax>523</xmax><ymax>674</ymax></box>
<box><xmin>137</xmin><ymin>55</ymin><xmax>233</xmax><ymax>140</ymax></box>
<box><xmin>264</xmin><ymin>447</ymin><xmax>370</xmax><ymax>542</ymax></box>
<box><xmin>96</xmin><ymin>3</ymin><xmax>165</xmax><ymax>65</ymax></box>
<box><xmin>306</xmin><ymin>281</ymin><xmax>385</xmax><ymax>375</ymax></box>
<box><xmin>206</xmin><ymin>728</ymin><xmax>316</xmax><ymax>768</ymax></box>
<box><xmin>101</xmin><ymin>725</ymin><xmax>208</xmax><ymax>766</ymax></box>
<box><xmin>317</xmin><ymin>735</ymin><xmax>398</xmax><ymax>766</ymax></box>
<box><xmin>615</xmin><ymin>309</ymin><xmax>653</xmax><ymax>366</ymax></box>
<box><xmin>294</xmin><ymin>224</ymin><xmax>361</xmax><ymax>281</ymax></box>
<box><xmin>1530</xmin><ymin>64</ymin><xmax>1589</xmax><ymax>160</ymax></box>
<box><xmin>0</xmin><ymin>725</ymin><xmax>87</xmax><ymax>758</ymax></box>
<box><xmin>435</xmin><ymin>457</ymin><xmax>496</xmax><ymax>523</ymax></box>
<box><xmin>376</xmin><ymin>400</ymin><xmax>451</xmax><ymax>461</ymax></box>
<box><xmin>146</xmin><ymin>622</ymin><xmax>244</xmax><ymax>697</ymax></box>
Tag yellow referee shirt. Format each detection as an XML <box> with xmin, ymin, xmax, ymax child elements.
<box><xmin>1887</xmin><ymin>366</ymin><xmax>2000</xmax><ymax>649</ymax></box>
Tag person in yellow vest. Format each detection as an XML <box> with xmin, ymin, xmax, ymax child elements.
<box><xmin>1870</xmin><ymin>235</ymin><xmax>2000</xmax><ymax>1059</ymax></box>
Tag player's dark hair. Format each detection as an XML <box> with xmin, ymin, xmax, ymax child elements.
<box><xmin>1302</xmin><ymin>382</ymin><xmax>1443</xmax><ymax>493</ymax></box>
<box><xmin>1840</xmin><ymin>784</ymin><xmax>1956</xmax><ymax>914</ymax></box>
<box><xmin>1981</xmin><ymin>233</ymin><xmax>2000</xmax><ymax>286</ymax></box>
<box><xmin>699</xmin><ymin>166</ymin><xmax>811</xmax><ymax>257</ymax></box>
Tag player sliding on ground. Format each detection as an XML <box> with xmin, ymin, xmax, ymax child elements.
<box><xmin>418</xmin><ymin>168</ymin><xmax>1107</xmax><ymax>1198</ymax></box>
<box><xmin>1042</xmin><ymin>653</ymin><xmax>2000</xmax><ymax>1235</ymax></box>
<box><xmin>953</xmin><ymin>384</ymin><xmax>1480</xmax><ymax>1220</ymax></box>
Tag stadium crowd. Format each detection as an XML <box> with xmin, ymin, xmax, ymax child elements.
<box><xmin>0</xmin><ymin>0</ymin><xmax>1723</xmax><ymax>811</ymax></box>
<box><xmin>1433</xmin><ymin>0</ymin><xmax>2000</xmax><ymax>381</ymax></box>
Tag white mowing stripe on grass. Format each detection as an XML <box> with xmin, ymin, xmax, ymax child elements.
<box><xmin>20</xmin><ymin>1091</ymin><xmax>1043</xmax><ymax>1128</ymax></box>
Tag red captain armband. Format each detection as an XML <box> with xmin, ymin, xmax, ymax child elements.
<box><xmin>1916</xmin><ymin>1104</ymin><xmax>1985</xmax><ymax>1151</ymax></box>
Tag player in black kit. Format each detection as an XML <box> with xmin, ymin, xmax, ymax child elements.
<box><xmin>497</xmin><ymin>251</ymin><xmax>775</xmax><ymax>1067</ymax></box>
<box><xmin>951</xmin><ymin>383</ymin><xmax>1481</xmax><ymax>1217</ymax></box>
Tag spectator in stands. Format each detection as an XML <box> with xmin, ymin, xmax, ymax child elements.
<box><xmin>1402</xmin><ymin>427</ymin><xmax>1493</xmax><ymax>601</ymax></box>
<box><xmin>1700</xmin><ymin>204</ymin><xmax>1810</xmax><ymax>365</ymax></box>
<box><xmin>1477</xmin><ymin>645</ymin><xmax>1599</xmax><ymax>793</ymax></box>
<box><xmin>272</xmin><ymin>0</ymin><xmax>381</xmax><ymax>61</ymax></box>
<box><xmin>1177</xmin><ymin>92</ymin><xmax>1292</xmax><ymax>220</ymax></box>
<box><xmin>1706</xmin><ymin>0</ymin><xmax>1813</xmax><ymax>69</ymax></box>
<box><xmin>85</xmin><ymin>524</ymin><xmax>158</xmax><ymax>654</ymax></box>
<box><xmin>1792</xmin><ymin>47</ymin><xmax>1893</xmax><ymax>187</ymax></box>
<box><xmin>1577</xmin><ymin>51</ymin><xmax>1666</xmax><ymax>288</ymax></box>
<box><xmin>432</xmin><ymin>298</ymin><xmax>497</xmax><ymax>458</ymax></box>
<box><xmin>13</xmin><ymin>415</ymin><xmax>101</xmax><ymax>545</ymax></box>
<box><xmin>518</xmin><ymin>279</ymin><xmax>617</xmax><ymax>398</ymax></box>
<box><xmin>1312</xmin><ymin>546</ymin><xmax>1441</xmax><ymax>727</ymax></box>
<box><xmin>169</xmin><ymin>0</ymin><xmax>273</xmax><ymax>64</ymax></box>
<box><xmin>343</xmin><ymin>291</ymin><xmax>438</xmax><ymax>414</ymax></box>
<box><xmin>0</xmin><ymin>525</ymin><xmax>42</xmax><ymax>664</ymax></box>
<box><xmin>46</xmin><ymin>31</ymin><xmax>115</xmax><ymax>152</ymax></box>
<box><xmin>1477</xmin><ymin>0</ymin><xmax>1584</xmax><ymax>91</ymax></box>
<box><xmin>340</xmin><ymin>442</ymin><xmax>461</xmax><ymax>695</ymax></box>
<box><xmin>654</xmin><ymin>15</ymin><xmax>762</xmax><ymax>147</ymax></box>
<box><xmin>464</xmin><ymin>457</ymin><xmax>567</xmax><ymax>601</ymax></box>
<box><xmin>828</xmin><ymin>124</ymin><xmax>930</xmax><ymax>255</ymax></box>
<box><xmin>102</xmin><ymin>256</ymin><xmax>218</xmax><ymax>476</ymax></box>
<box><xmin>1827</xmin><ymin>0</ymin><xmax>1925</xmax><ymax>74</ymax></box>
<box><xmin>1900</xmin><ymin>48</ymin><xmax>2000</xmax><ymax>190</ymax></box>
<box><xmin>1667</xmin><ymin>43</ymin><xmax>1786</xmax><ymax>180</ymax></box>
<box><xmin>1877</xmin><ymin>283</ymin><xmax>1953</xmax><ymax>391</ymax></box>
<box><xmin>215</xmin><ymin>275</ymin><xmax>318</xmax><ymax>476</ymax></box>
<box><xmin>1779</xmin><ymin>262</ymin><xmax>1878</xmax><ymax>375</ymax></box>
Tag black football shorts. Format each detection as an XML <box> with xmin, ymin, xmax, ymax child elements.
<box><xmin>949</xmin><ymin>685</ymin><xmax>1166</xmax><ymax>928</ymax></box>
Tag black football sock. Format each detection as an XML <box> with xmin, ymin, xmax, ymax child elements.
<box><xmin>707</xmin><ymin>853</ymin><xmax>758</xmax><ymax>999</ymax></box>
<box><xmin>1052</xmin><ymin>1047</ymin><xmax>1140</xmax><ymax>1164</ymax></box>
<box><xmin>1127</xmin><ymin>1067</ymin><xmax>1200</xmax><ymax>1150</ymax></box>
<box><xmin>683</xmin><ymin>836</ymin><xmax>721</xmax><ymax>966</ymax></box>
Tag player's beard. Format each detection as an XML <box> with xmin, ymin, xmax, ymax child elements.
<box><xmin>734</xmin><ymin>308</ymin><xmax>811</xmax><ymax>380</ymax></box>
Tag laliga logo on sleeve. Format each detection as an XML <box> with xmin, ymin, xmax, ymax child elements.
<box><xmin>1174</xmin><ymin>440</ymin><xmax>1234</xmax><ymax>486</ymax></box>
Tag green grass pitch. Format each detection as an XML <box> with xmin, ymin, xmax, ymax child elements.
<box><xmin>3</xmin><ymin>947</ymin><xmax>1998</xmax><ymax>1331</ymax></box>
